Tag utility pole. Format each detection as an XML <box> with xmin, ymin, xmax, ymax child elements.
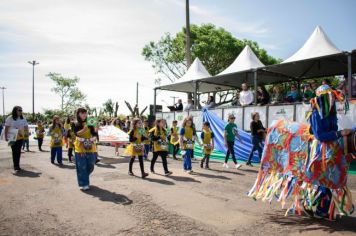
<box><xmin>170</xmin><ymin>96</ymin><xmax>179</xmax><ymax>106</ymax></box>
<box><xmin>136</xmin><ymin>82</ymin><xmax>139</xmax><ymax>106</ymax></box>
<box><xmin>0</xmin><ymin>87</ymin><xmax>5</xmax><ymax>121</ymax></box>
<box><xmin>28</xmin><ymin>60</ymin><xmax>39</xmax><ymax>120</ymax></box>
<box><xmin>185</xmin><ymin>0</ymin><xmax>192</xmax><ymax>68</ymax></box>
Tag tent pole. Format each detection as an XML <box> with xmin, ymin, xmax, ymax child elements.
<box><xmin>153</xmin><ymin>88</ymin><xmax>157</xmax><ymax>115</ymax></box>
<box><xmin>347</xmin><ymin>53</ymin><xmax>352</xmax><ymax>99</ymax></box>
<box><xmin>194</xmin><ymin>81</ymin><xmax>198</xmax><ymax>109</ymax></box>
<box><xmin>254</xmin><ymin>70</ymin><xmax>258</xmax><ymax>105</ymax></box>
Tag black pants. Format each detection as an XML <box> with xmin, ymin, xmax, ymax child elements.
<box><xmin>129</xmin><ymin>156</ymin><xmax>145</xmax><ymax>175</ymax></box>
<box><xmin>151</xmin><ymin>151</ymin><xmax>169</xmax><ymax>173</ymax></box>
<box><xmin>173</xmin><ymin>144</ymin><xmax>179</xmax><ymax>158</ymax></box>
<box><xmin>225</xmin><ymin>141</ymin><xmax>237</xmax><ymax>164</ymax></box>
<box><xmin>37</xmin><ymin>138</ymin><xmax>43</xmax><ymax>150</ymax></box>
<box><xmin>11</xmin><ymin>140</ymin><xmax>23</xmax><ymax>170</ymax></box>
<box><xmin>201</xmin><ymin>154</ymin><xmax>210</xmax><ymax>167</ymax></box>
<box><xmin>68</xmin><ymin>148</ymin><xmax>73</xmax><ymax>162</ymax></box>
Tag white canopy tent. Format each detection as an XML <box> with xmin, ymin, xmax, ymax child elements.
<box><xmin>263</xmin><ymin>26</ymin><xmax>355</xmax><ymax>80</ymax></box>
<box><xmin>157</xmin><ymin>57</ymin><xmax>232</xmax><ymax>93</ymax></box>
<box><xmin>154</xmin><ymin>26</ymin><xmax>356</xmax><ymax>113</ymax></box>
<box><xmin>283</xmin><ymin>26</ymin><xmax>341</xmax><ymax>63</ymax></box>
<box><xmin>219</xmin><ymin>45</ymin><xmax>265</xmax><ymax>75</ymax></box>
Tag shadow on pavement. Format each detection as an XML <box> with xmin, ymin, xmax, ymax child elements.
<box><xmin>146</xmin><ymin>177</ymin><xmax>175</xmax><ymax>185</ymax></box>
<box><xmin>83</xmin><ymin>185</ymin><xmax>133</xmax><ymax>205</ymax></box>
<box><xmin>208</xmin><ymin>168</ymin><xmax>245</xmax><ymax>176</ymax></box>
<box><xmin>267</xmin><ymin>213</ymin><xmax>356</xmax><ymax>234</ymax></box>
<box><xmin>96</xmin><ymin>163</ymin><xmax>116</xmax><ymax>169</ymax></box>
<box><xmin>165</xmin><ymin>175</ymin><xmax>201</xmax><ymax>183</ymax></box>
<box><xmin>13</xmin><ymin>169</ymin><xmax>42</xmax><ymax>178</ymax></box>
<box><xmin>192</xmin><ymin>171</ymin><xmax>231</xmax><ymax>180</ymax></box>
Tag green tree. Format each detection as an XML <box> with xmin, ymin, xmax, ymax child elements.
<box><xmin>103</xmin><ymin>99</ymin><xmax>114</xmax><ymax>118</ymax></box>
<box><xmin>47</xmin><ymin>73</ymin><xmax>86</xmax><ymax>113</ymax></box>
<box><xmin>142</xmin><ymin>23</ymin><xmax>279</xmax><ymax>84</ymax></box>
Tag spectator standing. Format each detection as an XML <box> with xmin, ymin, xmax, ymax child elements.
<box><xmin>271</xmin><ymin>86</ymin><xmax>284</xmax><ymax>104</ymax></box>
<box><xmin>256</xmin><ymin>86</ymin><xmax>270</xmax><ymax>105</ymax></box>
<box><xmin>239</xmin><ymin>83</ymin><xmax>254</xmax><ymax>106</ymax></box>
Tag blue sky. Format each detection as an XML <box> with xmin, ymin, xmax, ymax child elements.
<box><xmin>0</xmin><ymin>0</ymin><xmax>355</xmax><ymax>114</ymax></box>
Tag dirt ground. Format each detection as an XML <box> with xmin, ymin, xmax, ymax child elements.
<box><xmin>0</xmin><ymin>141</ymin><xmax>355</xmax><ymax>236</ymax></box>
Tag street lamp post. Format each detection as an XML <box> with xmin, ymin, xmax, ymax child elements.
<box><xmin>0</xmin><ymin>86</ymin><xmax>5</xmax><ymax>122</ymax></box>
<box><xmin>28</xmin><ymin>60</ymin><xmax>39</xmax><ymax>120</ymax></box>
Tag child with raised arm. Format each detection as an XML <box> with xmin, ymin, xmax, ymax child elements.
<box><xmin>223</xmin><ymin>114</ymin><xmax>243</xmax><ymax>169</ymax></box>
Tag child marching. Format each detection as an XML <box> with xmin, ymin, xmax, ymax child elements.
<box><xmin>179</xmin><ymin>117</ymin><xmax>201</xmax><ymax>173</ymax></box>
<box><xmin>200</xmin><ymin>122</ymin><xmax>214</xmax><ymax>169</ymax></box>
<box><xmin>49</xmin><ymin>115</ymin><xmax>64</xmax><ymax>165</ymax></box>
<box><xmin>125</xmin><ymin>118</ymin><xmax>149</xmax><ymax>178</ymax></box>
<box><xmin>143</xmin><ymin>120</ymin><xmax>151</xmax><ymax>160</ymax></box>
<box><xmin>35</xmin><ymin>121</ymin><xmax>45</xmax><ymax>151</ymax></box>
<box><xmin>73</xmin><ymin>108</ymin><xmax>98</xmax><ymax>190</ymax></box>
<box><xmin>170</xmin><ymin>120</ymin><xmax>180</xmax><ymax>160</ymax></box>
<box><xmin>149</xmin><ymin>119</ymin><xmax>172</xmax><ymax>176</ymax></box>
<box><xmin>67</xmin><ymin>127</ymin><xmax>76</xmax><ymax>163</ymax></box>
<box><xmin>22</xmin><ymin>128</ymin><xmax>30</xmax><ymax>152</ymax></box>
<box><xmin>223</xmin><ymin>114</ymin><xmax>243</xmax><ymax>169</ymax></box>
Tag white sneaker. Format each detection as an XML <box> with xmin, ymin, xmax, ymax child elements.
<box><xmin>223</xmin><ymin>163</ymin><xmax>229</xmax><ymax>169</ymax></box>
<box><xmin>235</xmin><ymin>164</ymin><xmax>242</xmax><ymax>169</ymax></box>
<box><xmin>81</xmin><ymin>185</ymin><xmax>90</xmax><ymax>191</ymax></box>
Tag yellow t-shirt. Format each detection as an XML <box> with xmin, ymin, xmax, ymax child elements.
<box><xmin>170</xmin><ymin>126</ymin><xmax>180</xmax><ymax>145</ymax></box>
<box><xmin>125</xmin><ymin>129</ymin><xmax>144</xmax><ymax>156</ymax></box>
<box><xmin>64</xmin><ymin>122</ymin><xmax>71</xmax><ymax>131</ymax></box>
<box><xmin>143</xmin><ymin>127</ymin><xmax>151</xmax><ymax>144</ymax></box>
<box><xmin>36</xmin><ymin>125</ymin><xmax>45</xmax><ymax>139</ymax></box>
<box><xmin>50</xmin><ymin>127</ymin><xmax>63</xmax><ymax>148</ymax></box>
<box><xmin>74</xmin><ymin>127</ymin><xmax>97</xmax><ymax>153</ymax></box>
<box><xmin>152</xmin><ymin>127</ymin><xmax>168</xmax><ymax>152</ymax></box>
<box><xmin>181</xmin><ymin>126</ymin><xmax>194</xmax><ymax>150</ymax></box>
<box><xmin>202</xmin><ymin>129</ymin><xmax>213</xmax><ymax>154</ymax></box>
<box><xmin>67</xmin><ymin>130</ymin><xmax>76</xmax><ymax>149</ymax></box>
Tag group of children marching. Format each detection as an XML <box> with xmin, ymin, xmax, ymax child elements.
<box><xmin>32</xmin><ymin>108</ymin><xmax>264</xmax><ymax>190</ymax></box>
<box><xmin>124</xmin><ymin>114</ymin><xmax>249</xmax><ymax>178</ymax></box>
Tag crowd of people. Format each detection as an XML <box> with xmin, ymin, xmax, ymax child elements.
<box><xmin>2</xmin><ymin>102</ymin><xmax>269</xmax><ymax>191</ymax></box>
<box><xmin>169</xmin><ymin>75</ymin><xmax>355</xmax><ymax>111</ymax></box>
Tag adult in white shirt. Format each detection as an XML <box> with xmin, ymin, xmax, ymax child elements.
<box><xmin>239</xmin><ymin>83</ymin><xmax>254</xmax><ymax>106</ymax></box>
<box><xmin>184</xmin><ymin>99</ymin><xmax>194</xmax><ymax>111</ymax></box>
<box><xmin>4</xmin><ymin>106</ymin><xmax>29</xmax><ymax>172</ymax></box>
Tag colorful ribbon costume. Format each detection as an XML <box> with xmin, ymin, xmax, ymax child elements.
<box><xmin>248</xmin><ymin>85</ymin><xmax>355</xmax><ymax>219</ymax></box>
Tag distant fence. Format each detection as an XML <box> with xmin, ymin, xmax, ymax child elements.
<box><xmin>156</xmin><ymin>101</ymin><xmax>356</xmax><ymax>131</ymax></box>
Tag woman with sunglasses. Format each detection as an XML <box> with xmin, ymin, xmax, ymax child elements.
<box><xmin>4</xmin><ymin>106</ymin><xmax>28</xmax><ymax>172</ymax></box>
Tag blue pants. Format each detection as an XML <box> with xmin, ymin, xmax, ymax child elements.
<box><xmin>247</xmin><ymin>136</ymin><xmax>263</xmax><ymax>163</ymax></box>
<box><xmin>22</xmin><ymin>139</ymin><xmax>29</xmax><ymax>150</ymax></box>
<box><xmin>183</xmin><ymin>149</ymin><xmax>193</xmax><ymax>170</ymax></box>
<box><xmin>75</xmin><ymin>152</ymin><xmax>96</xmax><ymax>187</ymax></box>
<box><xmin>51</xmin><ymin>147</ymin><xmax>63</xmax><ymax>164</ymax></box>
<box><xmin>144</xmin><ymin>144</ymin><xmax>150</xmax><ymax>159</ymax></box>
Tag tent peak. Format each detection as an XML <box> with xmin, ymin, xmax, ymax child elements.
<box><xmin>283</xmin><ymin>25</ymin><xmax>340</xmax><ymax>63</ymax></box>
<box><xmin>218</xmin><ymin>45</ymin><xmax>265</xmax><ymax>75</ymax></box>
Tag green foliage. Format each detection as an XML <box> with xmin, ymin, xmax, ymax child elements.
<box><xmin>102</xmin><ymin>99</ymin><xmax>114</xmax><ymax>117</ymax></box>
<box><xmin>46</xmin><ymin>72</ymin><xmax>86</xmax><ymax>113</ymax></box>
<box><xmin>142</xmin><ymin>23</ymin><xmax>280</xmax><ymax>84</ymax></box>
